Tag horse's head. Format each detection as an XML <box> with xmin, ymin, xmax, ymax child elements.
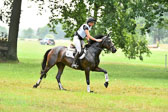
<box><xmin>101</xmin><ymin>34</ymin><xmax>117</xmax><ymax>53</ymax></box>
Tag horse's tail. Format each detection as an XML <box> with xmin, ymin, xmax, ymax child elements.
<box><xmin>41</xmin><ymin>49</ymin><xmax>51</xmax><ymax>70</ymax></box>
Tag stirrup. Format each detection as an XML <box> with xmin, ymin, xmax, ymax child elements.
<box><xmin>71</xmin><ymin>63</ymin><xmax>79</xmax><ymax>68</ymax></box>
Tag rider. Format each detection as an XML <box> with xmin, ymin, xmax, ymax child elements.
<box><xmin>71</xmin><ymin>17</ymin><xmax>102</xmax><ymax>68</ymax></box>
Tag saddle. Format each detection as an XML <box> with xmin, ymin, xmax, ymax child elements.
<box><xmin>70</xmin><ymin>44</ymin><xmax>76</xmax><ymax>49</ymax></box>
<box><xmin>65</xmin><ymin>43</ymin><xmax>87</xmax><ymax>59</ymax></box>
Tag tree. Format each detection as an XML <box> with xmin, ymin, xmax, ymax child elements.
<box><xmin>34</xmin><ymin>0</ymin><xmax>168</xmax><ymax>60</ymax></box>
<box><xmin>36</xmin><ymin>25</ymin><xmax>50</xmax><ymax>38</ymax></box>
<box><xmin>36</xmin><ymin>24</ymin><xmax>65</xmax><ymax>39</ymax></box>
<box><xmin>149</xmin><ymin>26</ymin><xmax>168</xmax><ymax>44</ymax></box>
<box><xmin>1</xmin><ymin>0</ymin><xmax>168</xmax><ymax>61</ymax></box>
<box><xmin>21</xmin><ymin>28</ymin><xmax>34</xmax><ymax>38</ymax></box>
<box><xmin>8</xmin><ymin>0</ymin><xmax>22</xmax><ymax>61</ymax></box>
<box><xmin>54</xmin><ymin>23</ymin><xmax>66</xmax><ymax>39</ymax></box>
<box><xmin>0</xmin><ymin>0</ymin><xmax>22</xmax><ymax>61</ymax></box>
<box><xmin>45</xmin><ymin>34</ymin><xmax>54</xmax><ymax>39</ymax></box>
<box><xmin>0</xmin><ymin>26</ymin><xmax>7</xmax><ymax>33</ymax></box>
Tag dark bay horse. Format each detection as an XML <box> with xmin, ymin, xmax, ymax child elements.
<box><xmin>33</xmin><ymin>35</ymin><xmax>117</xmax><ymax>92</ymax></box>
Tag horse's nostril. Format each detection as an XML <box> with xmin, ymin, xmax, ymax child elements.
<box><xmin>112</xmin><ymin>49</ymin><xmax>117</xmax><ymax>53</ymax></box>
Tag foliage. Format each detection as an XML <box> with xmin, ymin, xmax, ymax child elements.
<box><xmin>1</xmin><ymin>0</ymin><xmax>168</xmax><ymax>60</ymax></box>
<box><xmin>36</xmin><ymin>24</ymin><xmax>66</xmax><ymax>39</ymax></box>
<box><xmin>0</xmin><ymin>0</ymin><xmax>22</xmax><ymax>61</ymax></box>
<box><xmin>19</xmin><ymin>24</ymin><xmax>66</xmax><ymax>39</ymax></box>
<box><xmin>45</xmin><ymin>34</ymin><xmax>54</xmax><ymax>39</ymax></box>
<box><xmin>0</xmin><ymin>0</ymin><xmax>13</xmax><ymax>24</ymax></box>
<box><xmin>162</xmin><ymin>37</ymin><xmax>168</xmax><ymax>43</ymax></box>
<box><xmin>53</xmin><ymin>23</ymin><xmax>66</xmax><ymax>39</ymax></box>
<box><xmin>21</xmin><ymin>28</ymin><xmax>34</xmax><ymax>38</ymax></box>
<box><xmin>36</xmin><ymin>25</ymin><xmax>50</xmax><ymax>38</ymax></box>
<box><xmin>47</xmin><ymin>0</ymin><xmax>88</xmax><ymax>38</ymax></box>
<box><xmin>135</xmin><ymin>14</ymin><xmax>168</xmax><ymax>44</ymax></box>
<box><xmin>0</xmin><ymin>26</ymin><xmax>7</xmax><ymax>33</ymax></box>
<box><xmin>32</xmin><ymin>0</ymin><xmax>168</xmax><ymax>60</ymax></box>
<box><xmin>149</xmin><ymin>25</ymin><xmax>168</xmax><ymax>44</ymax></box>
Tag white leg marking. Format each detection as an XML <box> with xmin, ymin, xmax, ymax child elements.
<box><xmin>59</xmin><ymin>83</ymin><xmax>63</xmax><ymax>89</ymax></box>
<box><xmin>105</xmin><ymin>73</ymin><xmax>109</xmax><ymax>82</ymax></box>
<box><xmin>87</xmin><ymin>85</ymin><xmax>90</xmax><ymax>92</ymax></box>
<box><xmin>37</xmin><ymin>79</ymin><xmax>41</xmax><ymax>85</ymax></box>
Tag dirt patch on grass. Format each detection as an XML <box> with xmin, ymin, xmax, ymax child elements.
<box><xmin>149</xmin><ymin>44</ymin><xmax>168</xmax><ymax>51</ymax></box>
<box><xmin>160</xmin><ymin>44</ymin><xmax>168</xmax><ymax>49</ymax></box>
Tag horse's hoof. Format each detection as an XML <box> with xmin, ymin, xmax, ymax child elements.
<box><xmin>59</xmin><ymin>87</ymin><xmax>67</xmax><ymax>91</ymax></box>
<box><xmin>33</xmin><ymin>85</ymin><xmax>38</xmax><ymax>88</ymax></box>
<box><xmin>104</xmin><ymin>82</ymin><xmax>109</xmax><ymax>88</ymax></box>
<box><xmin>90</xmin><ymin>90</ymin><xmax>94</xmax><ymax>93</ymax></box>
<box><xmin>62</xmin><ymin>88</ymin><xmax>67</xmax><ymax>91</ymax></box>
<box><xmin>88</xmin><ymin>90</ymin><xmax>94</xmax><ymax>93</ymax></box>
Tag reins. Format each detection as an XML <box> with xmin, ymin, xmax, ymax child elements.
<box><xmin>87</xmin><ymin>35</ymin><xmax>114</xmax><ymax>56</ymax></box>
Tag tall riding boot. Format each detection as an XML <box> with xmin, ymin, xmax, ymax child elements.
<box><xmin>71</xmin><ymin>52</ymin><xmax>80</xmax><ymax>68</ymax></box>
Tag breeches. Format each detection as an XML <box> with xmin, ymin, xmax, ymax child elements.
<box><xmin>73</xmin><ymin>36</ymin><xmax>85</xmax><ymax>53</ymax></box>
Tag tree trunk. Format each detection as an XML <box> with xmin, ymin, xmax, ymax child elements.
<box><xmin>157</xmin><ymin>29</ymin><xmax>161</xmax><ymax>43</ymax></box>
<box><xmin>7</xmin><ymin>0</ymin><xmax>22</xmax><ymax>61</ymax></box>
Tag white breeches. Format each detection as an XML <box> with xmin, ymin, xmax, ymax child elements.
<box><xmin>73</xmin><ymin>36</ymin><xmax>85</xmax><ymax>53</ymax></box>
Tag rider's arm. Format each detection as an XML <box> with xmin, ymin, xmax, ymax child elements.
<box><xmin>85</xmin><ymin>30</ymin><xmax>102</xmax><ymax>42</ymax></box>
<box><xmin>86</xmin><ymin>36</ymin><xmax>89</xmax><ymax>41</ymax></box>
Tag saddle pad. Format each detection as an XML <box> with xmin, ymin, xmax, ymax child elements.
<box><xmin>65</xmin><ymin>48</ymin><xmax>86</xmax><ymax>59</ymax></box>
<box><xmin>65</xmin><ymin>50</ymin><xmax>74</xmax><ymax>58</ymax></box>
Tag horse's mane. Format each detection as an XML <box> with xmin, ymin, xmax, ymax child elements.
<box><xmin>88</xmin><ymin>35</ymin><xmax>104</xmax><ymax>45</ymax></box>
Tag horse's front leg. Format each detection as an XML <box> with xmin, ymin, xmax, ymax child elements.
<box><xmin>85</xmin><ymin>68</ymin><xmax>93</xmax><ymax>93</ymax></box>
<box><xmin>93</xmin><ymin>67</ymin><xmax>109</xmax><ymax>88</ymax></box>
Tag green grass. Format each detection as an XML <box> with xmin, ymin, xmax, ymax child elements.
<box><xmin>0</xmin><ymin>40</ymin><xmax>168</xmax><ymax>112</ymax></box>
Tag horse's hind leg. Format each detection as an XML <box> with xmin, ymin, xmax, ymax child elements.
<box><xmin>33</xmin><ymin>57</ymin><xmax>56</xmax><ymax>88</ymax></box>
<box><xmin>33</xmin><ymin>65</ymin><xmax>54</xmax><ymax>88</ymax></box>
<box><xmin>56</xmin><ymin>63</ymin><xmax>65</xmax><ymax>90</ymax></box>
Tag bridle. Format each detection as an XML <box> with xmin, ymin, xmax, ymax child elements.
<box><xmin>101</xmin><ymin>36</ymin><xmax>114</xmax><ymax>51</ymax></box>
<box><xmin>88</xmin><ymin>35</ymin><xmax>115</xmax><ymax>57</ymax></box>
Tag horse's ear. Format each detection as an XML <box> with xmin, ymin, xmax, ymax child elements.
<box><xmin>107</xmin><ymin>31</ymin><xmax>112</xmax><ymax>38</ymax></box>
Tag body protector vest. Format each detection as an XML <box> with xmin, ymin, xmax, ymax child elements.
<box><xmin>77</xmin><ymin>24</ymin><xmax>91</xmax><ymax>39</ymax></box>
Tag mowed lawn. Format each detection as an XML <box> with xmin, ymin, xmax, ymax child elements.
<box><xmin>0</xmin><ymin>40</ymin><xmax>168</xmax><ymax>112</ymax></box>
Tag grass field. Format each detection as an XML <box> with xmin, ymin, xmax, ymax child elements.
<box><xmin>0</xmin><ymin>40</ymin><xmax>168</xmax><ymax>112</ymax></box>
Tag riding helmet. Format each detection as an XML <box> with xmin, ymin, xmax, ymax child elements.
<box><xmin>87</xmin><ymin>17</ymin><xmax>96</xmax><ymax>24</ymax></box>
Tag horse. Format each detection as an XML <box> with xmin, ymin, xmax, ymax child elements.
<box><xmin>33</xmin><ymin>34</ymin><xmax>117</xmax><ymax>92</ymax></box>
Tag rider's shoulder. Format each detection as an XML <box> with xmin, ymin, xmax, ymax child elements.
<box><xmin>83</xmin><ymin>24</ymin><xmax>89</xmax><ymax>30</ymax></box>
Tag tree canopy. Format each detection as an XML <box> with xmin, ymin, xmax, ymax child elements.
<box><xmin>0</xmin><ymin>26</ymin><xmax>7</xmax><ymax>33</ymax></box>
<box><xmin>1</xmin><ymin>0</ymin><xmax>168</xmax><ymax>61</ymax></box>
<box><xmin>36</xmin><ymin>24</ymin><xmax>66</xmax><ymax>39</ymax></box>
<box><xmin>21</xmin><ymin>28</ymin><xmax>34</xmax><ymax>38</ymax></box>
<box><xmin>32</xmin><ymin>0</ymin><xmax>168</xmax><ymax>60</ymax></box>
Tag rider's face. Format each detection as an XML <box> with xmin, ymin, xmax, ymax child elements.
<box><xmin>88</xmin><ymin>22</ymin><xmax>95</xmax><ymax>26</ymax></box>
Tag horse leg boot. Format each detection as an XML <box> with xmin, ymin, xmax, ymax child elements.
<box><xmin>71</xmin><ymin>52</ymin><xmax>80</xmax><ymax>68</ymax></box>
<box><xmin>93</xmin><ymin>67</ymin><xmax>109</xmax><ymax>88</ymax></box>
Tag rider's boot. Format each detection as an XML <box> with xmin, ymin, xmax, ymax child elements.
<box><xmin>71</xmin><ymin>52</ymin><xmax>80</xmax><ymax>68</ymax></box>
